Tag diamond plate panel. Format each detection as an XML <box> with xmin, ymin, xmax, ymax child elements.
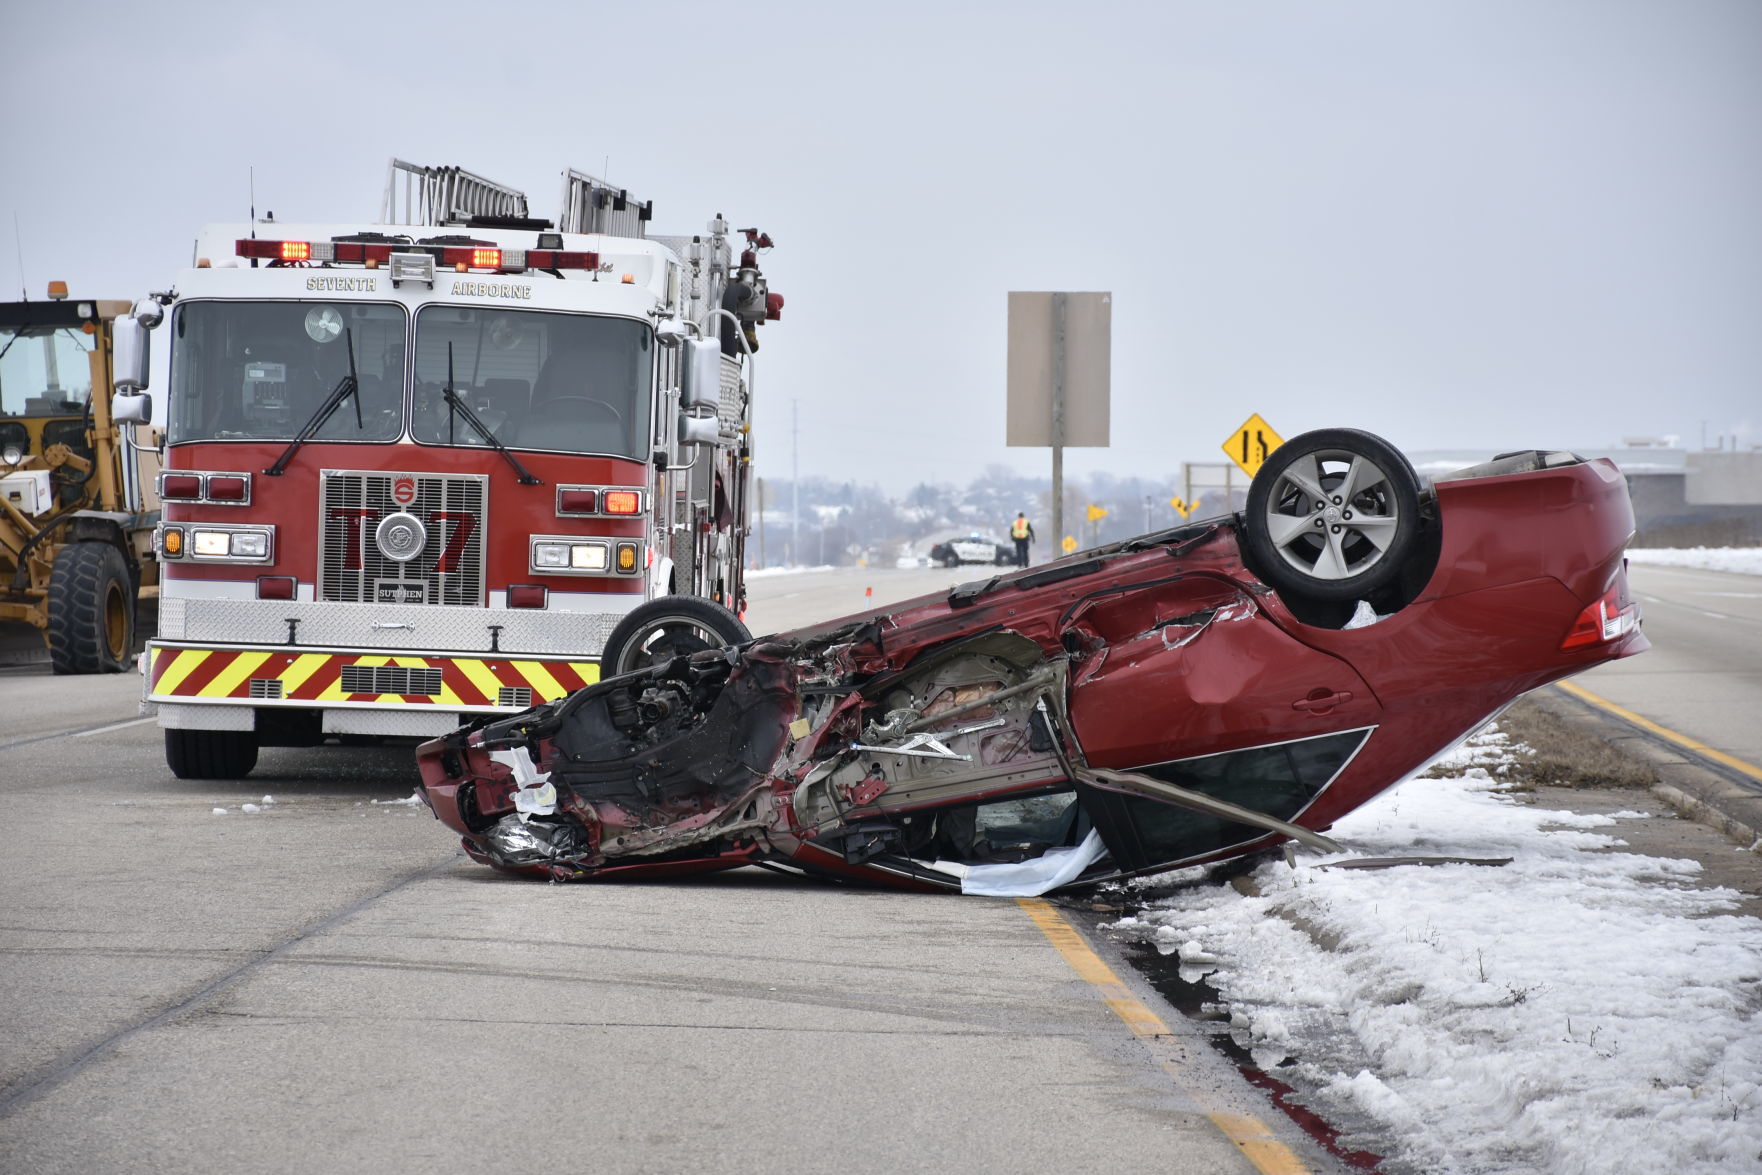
<box><xmin>321</xmin><ymin>708</ymin><xmax>461</xmax><ymax>737</ymax></box>
<box><xmin>175</xmin><ymin>599</ymin><xmax>624</xmax><ymax>655</ymax></box>
<box><xmin>718</xmin><ymin>356</ymin><xmax>743</xmax><ymax>439</ymax></box>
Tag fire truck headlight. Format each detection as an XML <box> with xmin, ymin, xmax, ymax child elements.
<box><xmin>192</xmin><ymin>530</ymin><xmax>232</xmax><ymax>557</ymax></box>
<box><xmin>231</xmin><ymin>532</ymin><xmax>269</xmax><ymax>559</ymax></box>
<box><xmin>533</xmin><ymin>542</ymin><xmax>570</xmax><ymax>569</ymax></box>
<box><xmin>571</xmin><ymin>543</ymin><xmax>609</xmax><ymax>571</ymax></box>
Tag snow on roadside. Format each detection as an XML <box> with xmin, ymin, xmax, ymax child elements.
<box><xmin>1109</xmin><ymin>727</ymin><xmax>1762</xmax><ymax>1175</ymax></box>
<box><xmin>1627</xmin><ymin>547</ymin><xmax>1762</xmax><ymax>577</ymax></box>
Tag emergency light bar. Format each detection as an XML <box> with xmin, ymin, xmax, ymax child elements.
<box><xmin>235</xmin><ymin>239</ymin><xmax>600</xmax><ymax>274</ymax></box>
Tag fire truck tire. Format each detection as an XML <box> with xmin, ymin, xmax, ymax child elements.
<box><xmin>164</xmin><ymin>729</ymin><xmax>260</xmax><ymax>780</ymax></box>
<box><xmin>599</xmin><ymin>597</ymin><xmax>751</xmax><ymax>678</ymax></box>
<box><xmin>46</xmin><ymin>541</ymin><xmax>135</xmax><ymax>675</ymax></box>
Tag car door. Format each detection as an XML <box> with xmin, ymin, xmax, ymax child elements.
<box><xmin>1062</xmin><ymin>574</ymin><xmax>1380</xmax><ymax>871</ymax></box>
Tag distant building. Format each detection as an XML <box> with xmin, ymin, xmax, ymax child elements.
<box><xmin>1410</xmin><ymin>443</ymin><xmax>1762</xmax><ymax>547</ymax></box>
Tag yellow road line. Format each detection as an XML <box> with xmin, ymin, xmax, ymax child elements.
<box><xmin>1016</xmin><ymin>898</ymin><xmax>1312</xmax><ymax>1175</ymax></box>
<box><xmin>1556</xmin><ymin>678</ymin><xmax>1762</xmax><ymax>784</ymax></box>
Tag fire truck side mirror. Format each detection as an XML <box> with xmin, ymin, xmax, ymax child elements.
<box><xmin>113</xmin><ymin>393</ymin><xmax>152</xmax><ymax>424</ymax></box>
<box><xmin>680</xmin><ymin>338</ymin><xmax>721</xmax><ymax>410</ymax></box>
<box><xmin>678</xmin><ymin>413</ymin><xmax>720</xmax><ymax>447</ymax></box>
<box><xmin>113</xmin><ymin>313</ymin><xmax>154</xmax><ymax>393</ymax></box>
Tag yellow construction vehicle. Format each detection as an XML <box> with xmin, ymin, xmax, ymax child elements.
<box><xmin>1</xmin><ymin>282</ymin><xmax>159</xmax><ymax>672</ymax></box>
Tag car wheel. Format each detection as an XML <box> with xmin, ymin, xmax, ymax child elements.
<box><xmin>1244</xmin><ymin>428</ymin><xmax>1421</xmax><ymax>604</ymax></box>
<box><xmin>599</xmin><ymin>596</ymin><xmax>752</xmax><ymax>677</ymax></box>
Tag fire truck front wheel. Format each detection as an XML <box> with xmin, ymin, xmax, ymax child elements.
<box><xmin>165</xmin><ymin>729</ymin><xmax>260</xmax><ymax>780</ymax></box>
<box><xmin>46</xmin><ymin>541</ymin><xmax>135</xmax><ymax>674</ymax></box>
<box><xmin>599</xmin><ymin>597</ymin><xmax>751</xmax><ymax>678</ymax></box>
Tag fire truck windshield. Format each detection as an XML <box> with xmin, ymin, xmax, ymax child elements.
<box><xmin>168</xmin><ymin>301</ymin><xmax>405</xmax><ymax>444</ymax></box>
<box><xmin>411</xmin><ymin>308</ymin><xmax>652</xmax><ymax>461</ymax></box>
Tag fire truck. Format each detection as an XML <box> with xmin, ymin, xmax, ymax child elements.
<box><xmin>129</xmin><ymin>160</ymin><xmax>781</xmax><ymax>779</ymax></box>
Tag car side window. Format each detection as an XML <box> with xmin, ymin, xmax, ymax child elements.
<box><xmin>904</xmin><ymin>789</ymin><xmax>1083</xmax><ymax>864</ymax></box>
<box><xmin>1085</xmin><ymin>729</ymin><xmax>1368</xmax><ymax>870</ymax></box>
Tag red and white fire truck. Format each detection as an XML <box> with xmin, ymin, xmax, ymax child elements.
<box><xmin>126</xmin><ymin>161</ymin><xmax>781</xmax><ymax>779</ymax></box>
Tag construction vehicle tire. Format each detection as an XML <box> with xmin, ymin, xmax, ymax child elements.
<box><xmin>47</xmin><ymin>541</ymin><xmax>135</xmax><ymax>675</ymax></box>
<box><xmin>164</xmin><ymin>729</ymin><xmax>260</xmax><ymax>780</ymax></box>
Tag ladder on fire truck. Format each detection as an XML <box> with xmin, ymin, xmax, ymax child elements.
<box><xmin>557</xmin><ymin>169</ymin><xmax>651</xmax><ymax>238</ymax></box>
<box><xmin>380</xmin><ymin>159</ymin><xmax>529</xmax><ymax>226</ymax></box>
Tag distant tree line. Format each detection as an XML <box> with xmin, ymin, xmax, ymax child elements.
<box><xmin>751</xmin><ymin>467</ymin><xmax>1251</xmax><ymax>567</ymax></box>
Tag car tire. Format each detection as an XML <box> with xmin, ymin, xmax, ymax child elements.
<box><xmin>46</xmin><ymin>541</ymin><xmax>135</xmax><ymax>674</ymax></box>
<box><xmin>165</xmin><ymin>729</ymin><xmax>260</xmax><ymax>780</ymax></box>
<box><xmin>599</xmin><ymin>596</ymin><xmax>752</xmax><ymax>678</ymax></box>
<box><xmin>1244</xmin><ymin>428</ymin><xmax>1421</xmax><ymax>605</ymax></box>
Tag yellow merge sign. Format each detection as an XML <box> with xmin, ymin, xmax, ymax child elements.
<box><xmin>1222</xmin><ymin>414</ymin><xmax>1284</xmax><ymax>479</ymax></box>
<box><xmin>1061</xmin><ymin>535</ymin><xmax>1078</xmax><ymax>554</ymax></box>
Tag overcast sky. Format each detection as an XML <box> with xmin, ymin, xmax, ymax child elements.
<box><xmin>4</xmin><ymin>0</ymin><xmax>1757</xmax><ymax>493</ymax></box>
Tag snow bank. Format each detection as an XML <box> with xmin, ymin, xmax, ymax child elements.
<box><xmin>1628</xmin><ymin>548</ymin><xmax>1762</xmax><ymax>577</ymax></box>
<box><xmin>1110</xmin><ymin>728</ymin><xmax>1762</xmax><ymax>1174</ymax></box>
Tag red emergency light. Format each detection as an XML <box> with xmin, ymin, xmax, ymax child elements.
<box><xmin>601</xmin><ymin>490</ymin><xmax>641</xmax><ymax>516</ymax></box>
<box><xmin>160</xmin><ymin>474</ymin><xmax>202</xmax><ymax>499</ymax></box>
<box><xmin>234</xmin><ymin>240</ymin><xmax>601</xmax><ymax>273</ymax></box>
<box><xmin>206</xmin><ymin>475</ymin><xmax>249</xmax><ymax>501</ymax></box>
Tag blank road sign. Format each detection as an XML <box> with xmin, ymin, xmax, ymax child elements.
<box><xmin>1006</xmin><ymin>291</ymin><xmax>1111</xmax><ymax>447</ymax></box>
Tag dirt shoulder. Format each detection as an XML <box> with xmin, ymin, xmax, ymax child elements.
<box><xmin>1485</xmin><ymin>691</ymin><xmax>1762</xmax><ymax>915</ymax></box>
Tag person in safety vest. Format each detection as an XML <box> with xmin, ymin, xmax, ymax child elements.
<box><xmin>1010</xmin><ymin>512</ymin><xmax>1035</xmax><ymax>567</ymax></box>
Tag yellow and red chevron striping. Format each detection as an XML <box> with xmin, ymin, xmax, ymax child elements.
<box><xmin>147</xmin><ymin>647</ymin><xmax>599</xmax><ymax>708</ymax></box>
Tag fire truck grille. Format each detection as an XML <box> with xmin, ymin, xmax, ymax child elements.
<box><xmin>319</xmin><ymin>471</ymin><xmax>488</xmax><ymax>606</ymax></box>
<box><xmin>340</xmin><ymin>665</ymin><xmax>444</xmax><ymax>696</ymax></box>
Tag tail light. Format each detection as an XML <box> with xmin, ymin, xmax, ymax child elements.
<box><xmin>1560</xmin><ymin>584</ymin><xmax>1638</xmax><ymax>650</ymax></box>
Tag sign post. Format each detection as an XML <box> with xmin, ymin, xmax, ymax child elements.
<box><xmin>1008</xmin><ymin>292</ymin><xmax>1111</xmax><ymax>561</ymax></box>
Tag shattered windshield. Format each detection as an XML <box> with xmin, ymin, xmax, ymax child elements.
<box><xmin>411</xmin><ymin>307</ymin><xmax>652</xmax><ymax>460</ymax></box>
<box><xmin>0</xmin><ymin>322</ymin><xmax>94</xmax><ymax>417</ymax></box>
<box><xmin>168</xmin><ymin>301</ymin><xmax>405</xmax><ymax>444</ymax></box>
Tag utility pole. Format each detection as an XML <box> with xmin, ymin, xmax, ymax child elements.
<box><xmin>755</xmin><ymin>476</ymin><xmax>766</xmax><ymax>569</ymax></box>
<box><xmin>1050</xmin><ymin>292</ymin><xmax>1066</xmax><ymax>553</ymax></box>
<box><xmin>791</xmin><ymin>399</ymin><xmax>800</xmax><ymax>568</ymax></box>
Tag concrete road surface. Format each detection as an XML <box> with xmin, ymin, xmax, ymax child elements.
<box><xmin>0</xmin><ymin>565</ymin><xmax>1336</xmax><ymax>1174</ymax></box>
<box><xmin>1574</xmin><ymin>562</ymin><xmax>1762</xmax><ymax>771</ymax></box>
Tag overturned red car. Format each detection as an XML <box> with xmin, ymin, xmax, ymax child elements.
<box><xmin>415</xmin><ymin>430</ymin><xmax>1647</xmax><ymax>895</ymax></box>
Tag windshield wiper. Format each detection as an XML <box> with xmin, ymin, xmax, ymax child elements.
<box><xmin>264</xmin><ymin>326</ymin><xmax>362</xmax><ymax>476</ymax></box>
<box><xmin>441</xmin><ymin>342</ymin><xmax>541</xmax><ymax>485</ymax></box>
